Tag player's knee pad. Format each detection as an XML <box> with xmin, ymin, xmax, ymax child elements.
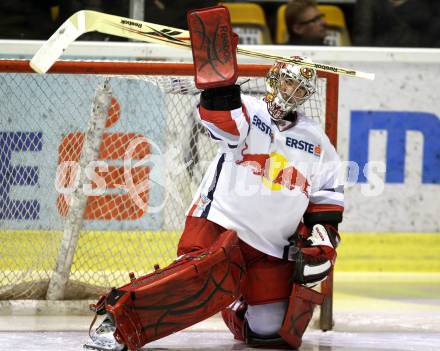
<box><xmin>245</xmin><ymin>301</ymin><xmax>288</xmax><ymax>336</ymax></box>
<box><xmin>223</xmin><ymin>300</ymin><xmax>291</xmax><ymax>348</ymax></box>
<box><xmin>278</xmin><ymin>283</ymin><xmax>325</xmax><ymax>349</ymax></box>
<box><xmin>91</xmin><ymin>230</ymin><xmax>245</xmax><ymax>351</ymax></box>
<box><xmin>222</xmin><ymin>299</ymin><xmax>288</xmax><ymax>343</ymax></box>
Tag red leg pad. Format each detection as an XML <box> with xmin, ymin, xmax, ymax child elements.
<box><xmin>187</xmin><ymin>6</ymin><xmax>238</xmax><ymax>89</ymax></box>
<box><xmin>221</xmin><ymin>298</ymin><xmax>247</xmax><ymax>341</ymax></box>
<box><xmin>177</xmin><ymin>216</ymin><xmax>226</xmax><ymax>255</ymax></box>
<box><xmin>239</xmin><ymin>241</ymin><xmax>294</xmax><ymax>305</ymax></box>
<box><xmin>278</xmin><ymin>284</ymin><xmax>325</xmax><ymax>349</ymax></box>
<box><xmin>179</xmin><ymin>220</ymin><xmax>295</xmax><ymax>305</ymax></box>
<box><xmin>102</xmin><ymin>230</ymin><xmax>245</xmax><ymax>351</ymax></box>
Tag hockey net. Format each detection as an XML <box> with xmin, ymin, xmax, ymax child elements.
<box><xmin>0</xmin><ymin>60</ymin><xmax>337</xmax><ymax>325</ymax></box>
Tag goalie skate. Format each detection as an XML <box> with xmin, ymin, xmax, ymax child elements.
<box><xmin>84</xmin><ymin>317</ymin><xmax>126</xmax><ymax>351</ymax></box>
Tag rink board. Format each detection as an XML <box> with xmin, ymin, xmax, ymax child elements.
<box><xmin>1</xmin><ymin>231</ymin><xmax>439</xmax><ymax>287</ymax></box>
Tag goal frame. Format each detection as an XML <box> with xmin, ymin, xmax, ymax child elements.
<box><xmin>1</xmin><ymin>59</ymin><xmax>338</xmax><ymax>144</ymax></box>
<box><xmin>0</xmin><ymin>59</ymin><xmax>338</xmax><ymax>330</ymax></box>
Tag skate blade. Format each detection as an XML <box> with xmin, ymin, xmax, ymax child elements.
<box><xmin>83</xmin><ymin>342</ymin><xmax>126</xmax><ymax>351</ymax></box>
<box><xmin>83</xmin><ymin>344</ymin><xmax>107</xmax><ymax>351</ymax></box>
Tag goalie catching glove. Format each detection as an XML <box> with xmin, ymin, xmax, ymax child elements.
<box><xmin>283</xmin><ymin>223</ymin><xmax>340</xmax><ymax>287</ymax></box>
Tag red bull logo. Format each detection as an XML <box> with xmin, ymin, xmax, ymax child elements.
<box><xmin>236</xmin><ymin>151</ymin><xmax>310</xmax><ymax>196</ymax></box>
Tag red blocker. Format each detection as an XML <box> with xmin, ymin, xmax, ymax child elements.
<box><xmin>187</xmin><ymin>6</ymin><xmax>238</xmax><ymax>89</ymax></box>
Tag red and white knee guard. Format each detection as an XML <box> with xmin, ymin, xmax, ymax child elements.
<box><xmin>222</xmin><ymin>284</ymin><xmax>324</xmax><ymax>349</ymax></box>
<box><xmin>222</xmin><ymin>299</ymin><xmax>289</xmax><ymax>348</ymax></box>
<box><xmin>222</xmin><ymin>240</ymin><xmax>324</xmax><ymax>348</ymax></box>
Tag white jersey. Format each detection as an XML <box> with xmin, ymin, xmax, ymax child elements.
<box><xmin>187</xmin><ymin>95</ymin><xmax>344</xmax><ymax>258</ymax></box>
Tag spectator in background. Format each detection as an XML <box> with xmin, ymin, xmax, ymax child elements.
<box><xmin>145</xmin><ymin>0</ymin><xmax>218</xmax><ymax>30</ymax></box>
<box><xmin>429</xmin><ymin>3</ymin><xmax>440</xmax><ymax>47</ymax></box>
<box><xmin>353</xmin><ymin>0</ymin><xmax>440</xmax><ymax>47</ymax></box>
<box><xmin>58</xmin><ymin>0</ymin><xmax>128</xmax><ymax>40</ymax></box>
<box><xmin>57</xmin><ymin>0</ymin><xmax>219</xmax><ymax>40</ymax></box>
<box><xmin>58</xmin><ymin>0</ymin><xmax>129</xmax><ymax>20</ymax></box>
<box><xmin>285</xmin><ymin>0</ymin><xmax>329</xmax><ymax>46</ymax></box>
<box><xmin>0</xmin><ymin>0</ymin><xmax>56</xmax><ymax>39</ymax></box>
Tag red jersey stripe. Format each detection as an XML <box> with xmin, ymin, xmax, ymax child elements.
<box><xmin>199</xmin><ymin>106</ymin><xmax>240</xmax><ymax>136</ymax></box>
<box><xmin>242</xmin><ymin>104</ymin><xmax>250</xmax><ymax>125</ymax></box>
<box><xmin>187</xmin><ymin>198</ymin><xmax>199</xmax><ymax>217</ymax></box>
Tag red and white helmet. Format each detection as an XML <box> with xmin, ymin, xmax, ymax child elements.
<box><xmin>264</xmin><ymin>59</ymin><xmax>317</xmax><ymax>121</ymax></box>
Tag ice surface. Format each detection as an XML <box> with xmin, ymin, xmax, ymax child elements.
<box><xmin>1</xmin><ymin>330</ymin><xmax>440</xmax><ymax>351</ymax></box>
<box><xmin>1</xmin><ymin>273</ymin><xmax>439</xmax><ymax>351</ymax></box>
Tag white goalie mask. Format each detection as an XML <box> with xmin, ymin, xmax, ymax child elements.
<box><xmin>264</xmin><ymin>60</ymin><xmax>317</xmax><ymax>121</ymax></box>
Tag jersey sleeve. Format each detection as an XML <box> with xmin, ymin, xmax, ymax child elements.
<box><xmin>197</xmin><ymin>85</ymin><xmax>250</xmax><ymax>149</ymax></box>
<box><xmin>304</xmin><ymin>132</ymin><xmax>344</xmax><ymax>226</ymax></box>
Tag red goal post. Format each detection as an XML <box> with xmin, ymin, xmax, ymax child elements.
<box><xmin>0</xmin><ymin>59</ymin><xmax>338</xmax><ymax>330</ymax></box>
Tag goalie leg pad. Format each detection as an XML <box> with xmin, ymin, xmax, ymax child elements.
<box><xmin>187</xmin><ymin>6</ymin><xmax>238</xmax><ymax>89</ymax></box>
<box><xmin>177</xmin><ymin>216</ymin><xmax>227</xmax><ymax>256</ymax></box>
<box><xmin>278</xmin><ymin>284</ymin><xmax>325</xmax><ymax>349</ymax></box>
<box><xmin>221</xmin><ymin>297</ymin><xmax>247</xmax><ymax>341</ymax></box>
<box><xmin>239</xmin><ymin>241</ymin><xmax>295</xmax><ymax>305</ymax></box>
<box><xmin>98</xmin><ymin>230</ymin><xmax>245</xmax><ymax>351</ymax></box>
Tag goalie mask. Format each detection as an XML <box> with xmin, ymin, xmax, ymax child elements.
<box><xmin>264</xmin><ymin>60</ymin><xmax>317</xmax><ymax>121</ymax></box>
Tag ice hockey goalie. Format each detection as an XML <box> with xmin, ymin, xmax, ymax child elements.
<box><xmin>85</xmin><ymin>5</ymin><xmax>343</xmax><ymax>351</ymax></box>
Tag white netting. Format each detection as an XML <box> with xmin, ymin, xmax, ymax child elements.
<box><xmin>0</xmin><ymin>62</ymin><xmax>331</xmax><ymax>299</ymax></box>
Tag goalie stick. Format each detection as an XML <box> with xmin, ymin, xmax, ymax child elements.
<box><xmin>30</xmin><ymin>10</ymin><xmax>375</xmax><ymax>80</ymax></box>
